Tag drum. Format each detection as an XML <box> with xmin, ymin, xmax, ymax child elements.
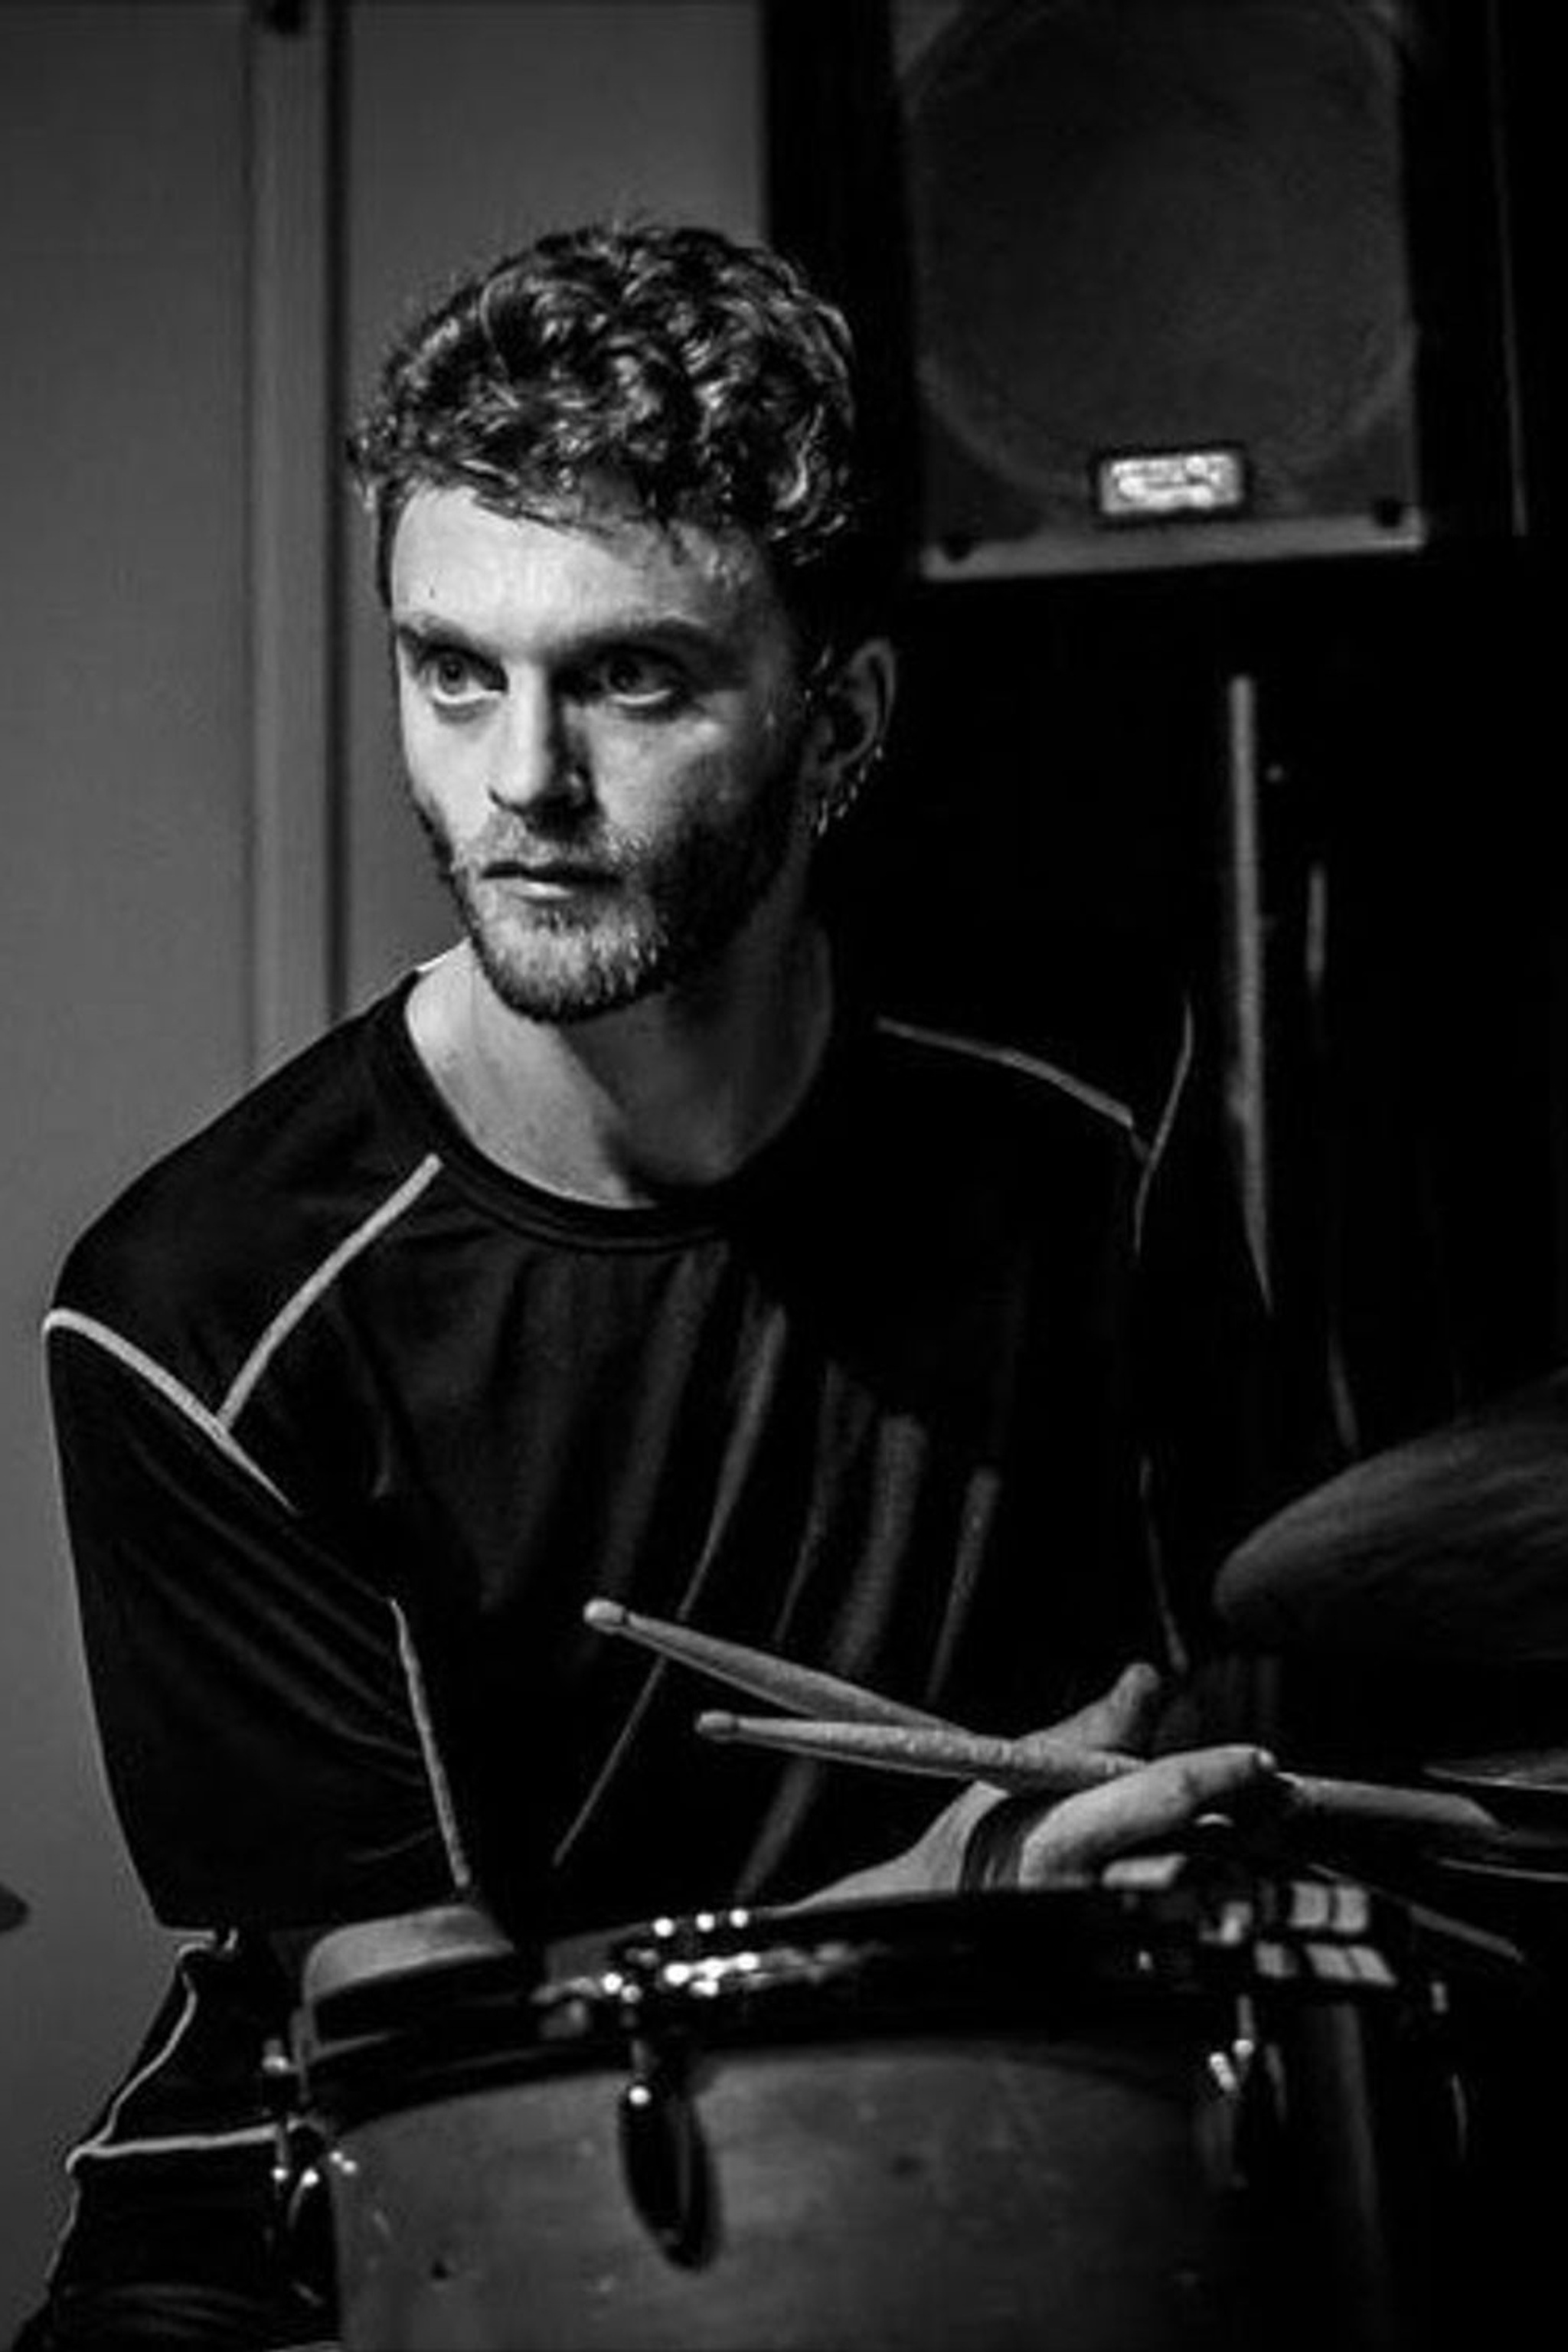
<box><xmin>284</xmin><ymin>1864</ymin><xmax>1463</xmax><ymax>2351</ymax></box>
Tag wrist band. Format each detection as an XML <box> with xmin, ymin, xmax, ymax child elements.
<box><xmin>958</xmin><ymin>1796</ymin><xmax>1033</xmax><ymax>1891</ymax></box>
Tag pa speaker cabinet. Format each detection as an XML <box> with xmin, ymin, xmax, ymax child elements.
<box><xmin>766</xmin><ymin>0</ymin><xmax>1526</xmax><ymax>579</ymax></box>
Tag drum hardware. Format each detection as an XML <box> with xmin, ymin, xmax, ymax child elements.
<box><xmin>1196</xmin><ymin>1987</ymin><xmax>1272</xmax><ymax>2197</ymax></box>
<box><xmin>602</xmin><ymin>1922</ymin><xmax>724</xmax><ymax>2269</ymax></box>
<box><xmin>616</xmin><ymin>1987</ymin><xmax>714</xmax><ymax>2265</ymax></box>
<box><xmin>619</xmin><ymin>2054</ymin><xmax>712</xmax><ymax>2269</ymax></box>
<box><xmin>279</xmin><ymin>1859</ymin><xmax>1494</xmax><ymax>2349</ymax></box>
<box><xmin>270</xmin><ymin>1579</ymin><xmax>1564</xmax><ymax>2347</ymax></box>
<box><xmin>603</xmin><ymin>1909</ymin><xmax>878</xmax><ymax>2270</ymax></box>
<box><xmin>262</xmin><ymin>2036</ymin><xmax>341</xmax><ymax>2313</ymax></box>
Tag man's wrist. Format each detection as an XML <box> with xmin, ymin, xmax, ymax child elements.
<box><xmin>791</xmin><ymin>1781</ymin><xmax>1006</xmax><ymax>1907</ymax></box>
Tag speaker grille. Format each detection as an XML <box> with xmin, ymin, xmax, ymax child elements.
<box><xmin>900</xmin><ymin>0</ymin><xmax>1426</xmax><ymax>573</ymax></box>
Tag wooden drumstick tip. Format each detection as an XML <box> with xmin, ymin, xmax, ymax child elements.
<box><xmin>697</xmin><ymin>1710</ymin><xmax>741</xmax><ymax>1739</ymax></box>
<box><xmin>583</xmin><ymin>1597</ymin><xmax>629</xmax><ymax>1631</ymax></box>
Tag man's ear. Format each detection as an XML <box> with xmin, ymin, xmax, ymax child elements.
<box><xmin>804</xmin><ymin>636</ymin><xmax>898</xmax><ymax>835</ymax></box>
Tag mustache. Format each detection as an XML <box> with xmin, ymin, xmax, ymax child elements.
<box><xmin>425</xmin><ymin>808</ymin><xmax>636</xmax><ymax>884</ymax></box>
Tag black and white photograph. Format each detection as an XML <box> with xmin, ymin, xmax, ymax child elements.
<box><xmin>0</xmin><ymin>3</ymin><xmax>1559</xmax><ymax>2344</ymax></box>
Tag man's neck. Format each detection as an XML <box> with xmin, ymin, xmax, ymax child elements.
<box><xmin>406</xmin><ymin>923</ymin><xmax>835</xmax><ymax>1207</ymax></box>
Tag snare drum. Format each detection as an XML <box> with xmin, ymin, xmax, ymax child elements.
<box><xmin>286</xmin><ymin>1867</ymin><xmax>1459</xmax><ymax>2350</ymax></box>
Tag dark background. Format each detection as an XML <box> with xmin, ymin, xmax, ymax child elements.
<box><xmin>768</xmin><ymin>0</ymin><xmax>1561</xmax><ymax>1468</ymax></box>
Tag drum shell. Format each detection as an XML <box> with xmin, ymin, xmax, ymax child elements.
<box><xmin>296</xmin><ymin>1888</ymin><xmax>1450</xmax><ymax>2352</ymax></box>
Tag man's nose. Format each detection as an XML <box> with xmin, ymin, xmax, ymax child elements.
<box><xmin>487</xmin><ymin>681</ymin><xmax>587</xmax><ymax>816</ymax></box>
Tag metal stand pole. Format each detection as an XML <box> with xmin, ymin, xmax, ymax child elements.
<box><xmin>1220</xmin><ymin>671</ymin><xmax>1271</xmax><ymax>1302</ymax></box>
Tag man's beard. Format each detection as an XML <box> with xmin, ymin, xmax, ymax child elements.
<box><xmin>413</xmin><ymin>753</ymin><xmax>807</xmax><ymax>1025</ymax></box>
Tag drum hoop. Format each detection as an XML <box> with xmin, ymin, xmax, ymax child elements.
<box><xmin>292</xmin><ymin>1877</ymin><xmax>1412</xmax><ymax>2139</ymax></box>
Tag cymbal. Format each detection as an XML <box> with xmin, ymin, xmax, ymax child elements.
<box><xmin>1214</xmin><ymin>1370</ymin><xmax>1568</xmax><ymax>1672</ymax></box>
<box><xmin>0</xmin><ymin>1880</ymin><xmax>26</xmax><ymax>1935</ymax></box>
<box><xmin>1425</xmin><ymin>1748</ymin><xmax>1568</xmax><ymax>1826</ymax></box>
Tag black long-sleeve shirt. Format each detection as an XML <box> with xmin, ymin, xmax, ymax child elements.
<box><xmin>44</xmin><ymin>975</ymin><xmax>1281</xmax><ymax>2192</ymax></box>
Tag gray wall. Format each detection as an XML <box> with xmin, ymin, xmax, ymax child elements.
<box><xmin>0</xmin><ymin>3</ymin><xmax>760</xmax><ymax>2331</ymax></box>
<box><xmin>0</xmin><ymin>8</ymin><xmax>255</xmax><ymax>2331</ymax></box>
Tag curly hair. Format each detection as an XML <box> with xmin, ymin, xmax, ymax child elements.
<box><xmin>347</xmin><ymin>220</ymin><xmax>880</xmax><ymax>653</ymax></box>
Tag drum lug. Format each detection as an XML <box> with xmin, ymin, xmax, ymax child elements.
<box><xmin>261</xmin><ymin>2035</ymin><xmax>338</xmax><ymax>2309</ymax></box>
<box><xmin>618</xmin><ymin>2039</ymin><xmax>715</xmax><ymax>2269</ymax></box>
<box><xmin>1200</xmin><ymin>1992</ymin><xmax>1287</xmax><ymax>2196</ymax></box>
<box><xmin>1206</xmin><ymin>1989</ymin><xmax>1259</xmax><ymax>2092</ymax></box>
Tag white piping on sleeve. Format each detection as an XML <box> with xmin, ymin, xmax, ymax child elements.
<box><xmin>220</xmin><ymin>1153</ymin><xmax>443</xmax><ymax>1426</ymax></box>
<box><xmin>64</xmin><ymin>1943</ymin><xmax>205</xmax><ymax>2167</ymax></box>
<box><xmin>877</xmin><ymin>1016</ymin><xmax>1136</xmax><ymax>1132</ymax></box>
<box><xmin>42</xmin><ymin>1310</ymin><xmax>296</xmax><ymax>1512</ymax></box>
<box><xmin>69</xmin><ymin>2124</ymin><xmax>278</xmax><ymax>2165</ymax></box>
<box><xmin>391</xmin><ymin>1596</ymin><xmax>472</xmax><ymax>1893</ymax></box>
<box><xmin>60</xmin><ymin>1933</ymin><xmax>275</xmax><ymax>2174</ymax></box>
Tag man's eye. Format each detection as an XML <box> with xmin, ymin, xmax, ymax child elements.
<box><xmin>588</xmin><ymin>650</ymin><xmax>688</xmax><ymax>710</ymax></box>
<box><xmin>416</xmin><ymin>647</ymin><xmax>498</xmax><ymax>705</ymax></box>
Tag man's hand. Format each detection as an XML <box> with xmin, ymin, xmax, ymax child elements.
<box><xmin>959</xmin><ymin>1738</ymin><xmax>1278</xmax><ymax>1888</ymax></box>
<box><xmin>804</xmin><ymin>1663</ymin><xmax>1279</xmax><ymax>1904</ymax></box>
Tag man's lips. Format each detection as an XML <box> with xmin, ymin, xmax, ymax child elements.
<box><xmin>480</xmin><ymin>858</ymin><xmax>616</xmax><ymax>890</ymax></box>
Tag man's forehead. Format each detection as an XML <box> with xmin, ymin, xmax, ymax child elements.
<box><xmin>388</xmin><ymin>483</ymin><xmax>780</xmax><ymax>637</ymax></box>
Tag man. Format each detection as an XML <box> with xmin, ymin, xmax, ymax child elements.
<box><xmin>28</xmin><ymin>222</ymin><xmax>1282</xmax><ymax>2348</ymax></box>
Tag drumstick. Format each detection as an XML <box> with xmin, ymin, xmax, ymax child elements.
<box><xmin>1274</xmin><ymin>1773</ymin><xmax>1512</xmax><ymax>1840</ymax></box>
<box><xmin>583</xmin><ymin>1598</ymin><xmax>949</xmax><ymax>1729</ymax></box>
<box><xmin>696</xmin><ymin>1712</ymin><xmax>1139</xmax><ymax>1795</ymax></box>
<box><xmin>591</xmin><ymin>1600</ymin><xmax>1539</xmax><ymax>1847</ymax></box>
<box><xmin>697</xmin><ymin>1712</ymin><xmax>1526</xmax><ymax>1843</ymax></box>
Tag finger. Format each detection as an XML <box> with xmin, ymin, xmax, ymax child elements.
<box><xmin>1042</xmin><ymin>1662</ymin><xmax>1165</xmax><ymax>1759</ymax></box>
<box><xmin>1014</xmin><ymin>1745</ymin><xmax>1277</xmax><ymax>1886</ymax></box>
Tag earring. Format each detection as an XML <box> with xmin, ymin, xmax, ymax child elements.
<box><xmin>812</xmin><ymin>742</ymin><xmax>884</xmax><ymax>839</ymax></box>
